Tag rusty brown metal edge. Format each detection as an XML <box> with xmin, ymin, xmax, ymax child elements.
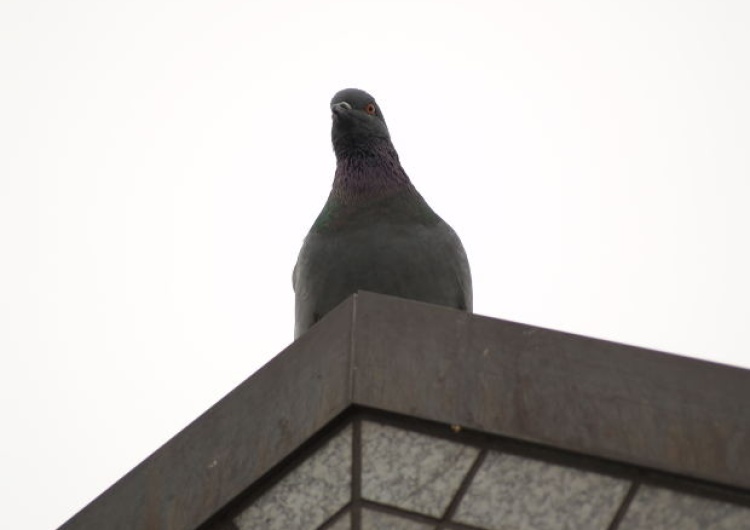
<box><xmin>59</xmin><ymin>296</ymin><xmax>355</xmax><ymax>530</ymax></box>
<box><xmin>350</xmin><ymin>291</ymin><xmax>750</xmax><ymax>491</ymax></box>
<box><xmin>60</xmin><ymin>291</ymin><xmax>750</xmax><ymax>530</ymax></box>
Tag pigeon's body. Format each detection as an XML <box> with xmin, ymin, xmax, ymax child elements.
<box><xmin>293</xmin><ymin>89</ymin><xmax>472</xmax><ymax>338</ymax></box>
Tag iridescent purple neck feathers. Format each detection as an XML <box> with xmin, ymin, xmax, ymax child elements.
<box><xmin>332</xmin><ymin>139</ymin><xmax>412</xmax><ymax>201</ymax></box>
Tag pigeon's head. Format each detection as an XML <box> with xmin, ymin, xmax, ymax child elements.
<box><xmin>330</xmin><ymin>88</ymin><xmax>390</xmax><ymax>151</ymax></box>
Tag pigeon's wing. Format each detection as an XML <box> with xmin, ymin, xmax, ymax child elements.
<box><xmin>292</xmin><ymin>234</ymin><xmax>321</xmax><ymax>338</ymax></box>
<box><xmin>424</xmin><ymin>218</ymin><xmax>473</xmax><ymax>312</ymax></box>
<box><xmin>450</xmin><ymin>227</ymin><xmax>473</xmax><ymax>311</ymax></box>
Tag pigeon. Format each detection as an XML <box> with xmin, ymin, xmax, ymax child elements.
<box><xmin>292</xmin><ymin>88</ymin><xmax>472</xmax><ymax>338</ymax></box>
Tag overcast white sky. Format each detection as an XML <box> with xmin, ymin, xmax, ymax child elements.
<box><xmin>1</xmin><ymin>1</ymin><xmax>749</xmax><ymax>529</ymax></box>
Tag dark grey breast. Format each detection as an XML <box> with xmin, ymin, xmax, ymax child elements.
<box><xmin>292</xmin><ymin>88</ymin><xmax>472</xmax><ymax>338</ymax></box>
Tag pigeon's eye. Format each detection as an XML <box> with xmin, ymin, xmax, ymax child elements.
<box><xmin>365</xmin><ymin>103</ymin><xmax>376</xmax><ymax>115</ymax></box>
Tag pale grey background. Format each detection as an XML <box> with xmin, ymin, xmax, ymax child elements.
<box><xmin>1</xmin><ymin>1</ymin><xmax>748</xmax><ymax>529</ymax></box>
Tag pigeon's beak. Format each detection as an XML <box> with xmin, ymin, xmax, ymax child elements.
<box><xmin>331</xmin><ymin>101</ymin><xmax>352</xmax><ymax>117</ymax></box>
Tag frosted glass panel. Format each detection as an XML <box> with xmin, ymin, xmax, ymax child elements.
<box><xmin>454</xmin><ymin>451</ymin><xmax>630</xmax><ymax>530</ymax></box>
<box><xmin>234</xmin><ymin>426</ymin><xmax>351</xmax><ymax>530</ymax></box>
<box><xmin>324</xmin><ymin>510</ymin><xmax>351</xmax><ymax>530</ymax></box>
<box><xmin>362</xmin><ymin>421</ymin><xmax>479</xmax><ymax>517</ymax></box>
<box><xmin>361</xmin><ymin>508</ymin><xmax>434</xmax><ymax>530</ymax></box>
<box><xmin>619</xmin><ymin>485</ymin><xmax>750</xmax><ymax>530</ymax></box>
